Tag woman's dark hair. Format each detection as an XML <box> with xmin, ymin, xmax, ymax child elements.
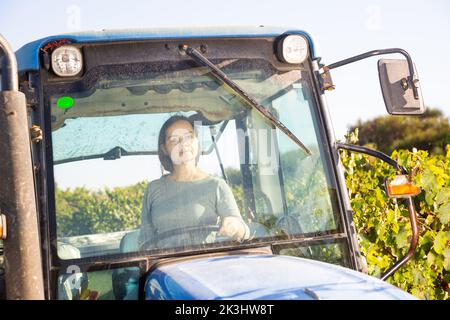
<box><xmin>158</xmin><ymin>114</ymin><xmax>200</xmax><ymax>173</ymax></box>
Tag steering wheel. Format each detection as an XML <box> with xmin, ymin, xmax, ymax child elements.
<box><xmin>139</xmin><ymin>224</ymin><xmax>234</xmax><ymax>250</ymax></box>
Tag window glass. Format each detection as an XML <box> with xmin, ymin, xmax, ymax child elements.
<box><xmin>49</xmin><ymin>59</ymin><xmax>342</xmax><ymax>260</ymax></box>
<box><xmin>58</xmin><ymin>266</ymin><xmax>140</xmax><ymax>300</ymax></box>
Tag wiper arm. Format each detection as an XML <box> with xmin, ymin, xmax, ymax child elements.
<box><xmin>54</xmin><ymin>147</ymin><xmax>155</xmax><ymax>165</ymax></box>
<box><xmin>182</xmin><ymin>45</ymin><xmax>311</xmax><ymax>156</ymax></box>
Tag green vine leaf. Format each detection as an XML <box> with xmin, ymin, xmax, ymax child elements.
<box><xmin>437</xmin><ymin>203</ymin><xmax>450</xmax><ymax>225</ymax></box>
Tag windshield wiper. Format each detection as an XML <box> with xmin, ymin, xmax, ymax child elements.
<box><xmin>181</xmin><ymin>45</ymin><xmax>312</xmax><ymax>156</ymax></box>
<box><xmin>53</xmin><ymin>146</ymin><xmax>155</xmax><ymax>165</ymax></box>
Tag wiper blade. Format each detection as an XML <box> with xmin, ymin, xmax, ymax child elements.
<box><xmin>182</xmin><ymin>45</ymin><xmax>311</xmax><ymax>156</ymax></box>
<box><xmin>54</xmin><ymin>147</ymin><xmax>155</xmax><ymax>165</ymax></box>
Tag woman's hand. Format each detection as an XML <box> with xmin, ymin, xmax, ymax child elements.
<box><xmin>218</xmin><ymin>216</ymin><xmax>247</xmax><ymax>241</ymax></box>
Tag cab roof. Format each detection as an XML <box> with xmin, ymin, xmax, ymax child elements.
<box><xmin>15</xmin><ymin>26</ymin><xmax>315</xmax><ymax>73</ymax></box>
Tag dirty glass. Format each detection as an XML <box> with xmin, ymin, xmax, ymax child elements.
<box><xmin>49</xmin><ymin>58</ymin><xmax>341</xmax><ymax>260</ymax></box>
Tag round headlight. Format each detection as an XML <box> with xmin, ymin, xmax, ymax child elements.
<box><xmin>51</xmin><ymin>45</ymin><xmax>83</xmax><ymax>77</ymax></box>
<box><xmin>278</xmin><ymin>35</ymin><xmax>309</xmax><ymax>64</ymax></box>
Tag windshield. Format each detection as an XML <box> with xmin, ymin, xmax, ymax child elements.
<box><xmin>47</xmin><ymin>57</ymin><xmax>343</xmax><ymax>260</ymax></box>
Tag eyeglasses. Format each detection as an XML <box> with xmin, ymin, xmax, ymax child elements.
<box><xmin>166</xmin><ymin>132</ymin><xmax>195</xmax><ymax>145</ymax></box>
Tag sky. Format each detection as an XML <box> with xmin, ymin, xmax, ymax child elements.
<box><xmin>1</xmin><ymin>0</ymin><xmax>449</xmax><ymax>138</ymax></box>
<box><xmin>1</xmin><ymin>0</ymin><xmax>449</xmax><ymax>189</ymax></box>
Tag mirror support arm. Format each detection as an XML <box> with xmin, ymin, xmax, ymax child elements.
<box><xmin>380</xmin><ymin>196</ymin><xmax>419</xmax><ymax>281</ymax></box>
<box><xmin>336</xmin><ymin>142</ymin><xmax>419</xmax><ymax>281</ymax></box>
<box><xmin>325</xmin><ymin>48</ymin><xmax>419</xmax><ymax>99</ymax></box>
<box><xmin>336</xmin><ymin>142</ymin><xmax>407</xmax><ymax>174</ymax></box>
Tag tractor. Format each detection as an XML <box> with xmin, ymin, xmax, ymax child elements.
<box><xmin>0</xmin><ymin>26</ymin><xmax>424</xmax><ymax>300</ymax></box>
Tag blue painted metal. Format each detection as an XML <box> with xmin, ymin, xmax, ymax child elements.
<box><xmin>15</xmin><ymin>26</ymin><xmax>316</xmax><ymax>73</ymax></box>
<box><xmin>144</xmin><ymin>254</ymin><xmax>416</xmax><ymax>300</ymax></box>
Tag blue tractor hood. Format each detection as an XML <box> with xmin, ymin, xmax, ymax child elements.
<box><xmin>145</xmin><ymin>254</ymin><xmax>416</xmax><ymax>300</ymax></box>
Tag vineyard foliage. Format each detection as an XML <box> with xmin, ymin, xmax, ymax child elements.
<box><xmin>54</xmin><ymin>136</ymin><xmax>449</xmax><ymax>299</ymax></box>
<box><xmin>340</xmin><ymin>131</ymin><xmax>449</xmax><ymax>300</ymax></box>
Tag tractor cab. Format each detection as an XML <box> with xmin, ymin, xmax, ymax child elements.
<box><xmin>0</xmin><ymin>27</ymin><xmax>424</xmax><ymax>300</ymax></box>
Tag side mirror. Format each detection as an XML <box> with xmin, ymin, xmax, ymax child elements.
<box><xmin>378</xmin><ymin>59</ymin><xmax>425</xmax><ymax>115</ymax></box>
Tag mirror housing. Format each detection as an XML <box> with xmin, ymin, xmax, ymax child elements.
<box><xmin>385</xmin><ymin>175</ymin><xmax>421</xmax><ymax>198</ymax></box>
<box><xmin>378</xmin><ymin>59</ymin><xmax>425</xmax><ymax>115</ymax></box>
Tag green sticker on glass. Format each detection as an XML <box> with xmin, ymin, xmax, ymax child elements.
<box><xmin>57</xmin><ymin>96</ymin><xmax>74</xmax><ymax>109</ymax></box>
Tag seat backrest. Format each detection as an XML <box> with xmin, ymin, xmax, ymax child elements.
<box><xmin>120</xmin><ymin>229</ymin><xmax>140</xmax><ymax>253</ymax></box>
<box><xmin>112</xmin><ymin>230</ymin><xmax>141</xmax><ymax>300</ymax></box>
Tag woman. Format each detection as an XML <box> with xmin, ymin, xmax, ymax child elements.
<box><xmin>138</xmin><ymin>115</ymin><xmax>249</xmax><ymax>250</ymax></box>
